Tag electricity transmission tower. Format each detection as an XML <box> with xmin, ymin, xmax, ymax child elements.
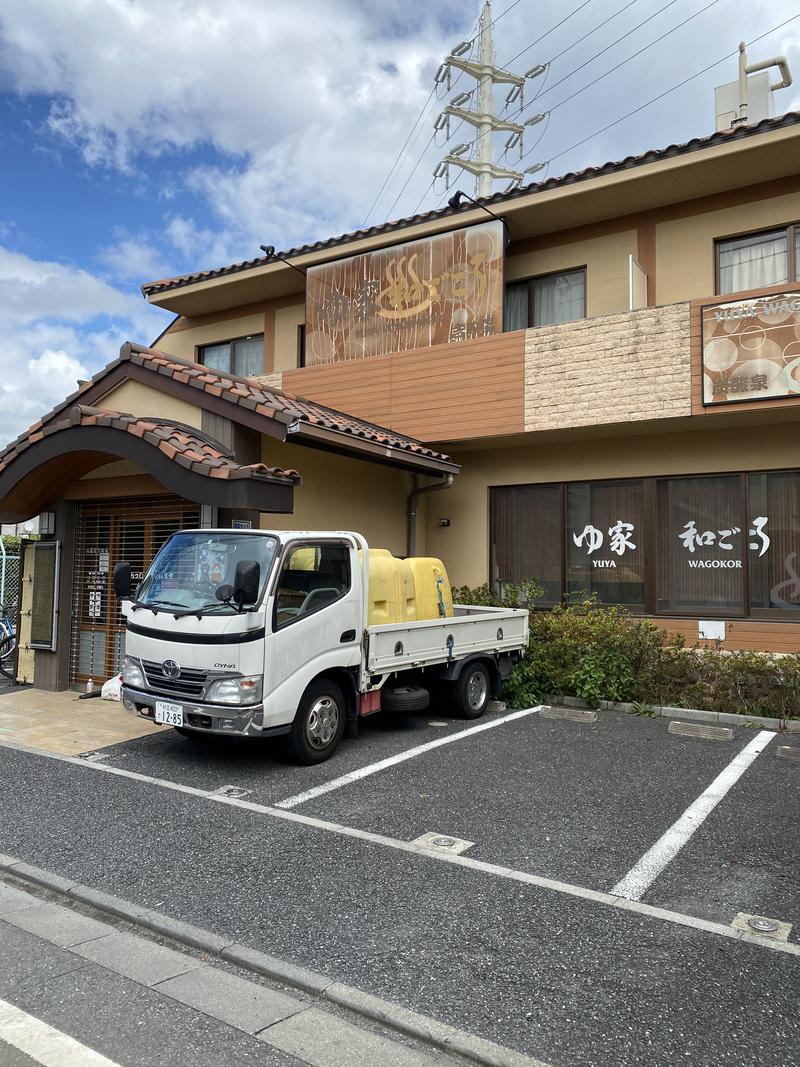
<box><xmin>434</xmin><ymin>1</ymin><xmax>547</xmax><ymax>198</ymax></box>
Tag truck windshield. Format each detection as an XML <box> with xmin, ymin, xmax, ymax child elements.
<box><xmin>136</xmin><ymin>532</ymin><xmax>278</xmax><ymax>614</ymax></box>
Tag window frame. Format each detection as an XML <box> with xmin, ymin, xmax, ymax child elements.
<box><xmin>490</xmin><ymin>468</ymin><xmax>800</xmax><ymax>621</ymax></box>
<box><xmin>197</xmin><ymin>333</ymin><xmax>265</xmax><ymax>378</ymax></box>
<box><xmin>504</xmin><ymin>265</ymin><xmax>587</xmax><ymax>330</ymax></box>
<box><xmin>270</xmin><ymin>538</ymin><xmax>352</xmax><ymax>632</ymax></box>
<box><xmin>714</xmin><ymin>222</ymin><xmax>799</xmax><ymax>296</ymax></box>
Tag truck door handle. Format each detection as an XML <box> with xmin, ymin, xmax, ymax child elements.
<box><xmin>340</xmin><ymin>629</ymin><xmax>356</xmax><ymax>643</ymax></box>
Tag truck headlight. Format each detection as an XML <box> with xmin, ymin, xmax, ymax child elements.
<box><xmin>205</xmin><ymin>675</ymin><xmax>263</xmax><ymax>706</ymax></box>
<box><xmin>122</xmin><ymin>656</ymin><xmax>145</xmax><ymax>689</ymax></box>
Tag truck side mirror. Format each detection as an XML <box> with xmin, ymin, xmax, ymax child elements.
<box><xmin>233</xmin><ymin>560</ymin><xmax>260</xmax><ymax>607</ymax></box>
<box><xmin>113</xmin><ymin>561</ymin><xmax>133</xmax><ymax>599</ymax></box>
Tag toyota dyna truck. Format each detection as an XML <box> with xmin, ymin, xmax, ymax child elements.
<box><xmin>115</xmin><ymin>529</ymin><xmax>528</xmax><ymax>764</ymax></box>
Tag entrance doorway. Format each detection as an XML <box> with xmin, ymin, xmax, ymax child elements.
<box><xmin>70</xmin><ymin>496</ymin><xmax>200</xmax><ymax>686</ymax></box>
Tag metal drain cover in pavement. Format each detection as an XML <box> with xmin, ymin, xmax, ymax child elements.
<box><xmin>748</xmin><ymin>917</ymin><xmax>778</xmax><ymax>933</ymax></box>
<box><xmin>731</xmin><ymin>912</ymin><xmax>793</xmax><ymax>941</ymax></box>
<box><xmin>213</xmin><ymin>785</ymin><xmax>251</xmax><ymax>799</ymax></box>
<box><xmin>413</xmin><ymin>831</ymin><xmax>474</xmax><ymax>855</ymax></box>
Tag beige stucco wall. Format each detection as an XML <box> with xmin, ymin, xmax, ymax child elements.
<box><xmin>655</xmin><ymin>191</ymin><xmax>800</xmax><ymax>304</ymax></box>
<box><xmin>507</xmin><ymin>229</ymin><xmax>637</xmax><ymax>318</ymax></box>
<box><xmin>524</xmin><ymin>302</ymin><xmax>691</xmax><ymax>433</ymax></box>
<box><xmin>424</xmin><ymin>421</ymin><xmax>800</xmax><ymax>588</ymax></box>
<box><xmin>156</xmin><ymin>313</ymin><xmax>266</xmax><ymax>367</ymax></box>
<box><xmin>275</xmin><ymin>302</ymin><xmax>305</xmax><ymax>371</ymax></box>
<box><xmin>260</xmin><ymin>440</ymin><xmax>411</xmax><ymax>556</ymax></box>
<box><xmin>100</xmin><ymin>381</ymin><xmax>202</xmax><ymax>427</ymax></box>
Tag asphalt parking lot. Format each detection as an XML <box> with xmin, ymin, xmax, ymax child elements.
<box><xmin>0</xmin><ymin>703</ymin><xmax>797</xmax><ymax>1066</ymax></box>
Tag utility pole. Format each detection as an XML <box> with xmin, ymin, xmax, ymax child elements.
<box><xmin>433</xmin><ymin>1</ymin><xmax>547</xmax><ymax>198</ymax></box>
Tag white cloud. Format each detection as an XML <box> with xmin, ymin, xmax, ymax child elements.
<box><xmin>3</xmin><ymin>0</ymin><xmax>799</xmax><ymax>267</ymax></box>
<box><xmin>0</xmin><ymin>245</ymin><xmax>170</xmax><ymax>446</ymax></box>
<box><xmin>98</xmin><ymin>233</ymin><xmax>169</xmax><ymax>282</ymax></box>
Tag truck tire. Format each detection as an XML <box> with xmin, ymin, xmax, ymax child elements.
<box><xmin>381</xmin><ymin>685</ymin><xmax>430</xmax><ymax>713</ymax></box>
<box><xmin>450</xmin><ymin>662</ymin><xmax>491</xmax><ymax>719</ymax></box>
<box><xmin>287</xmin><ymin>678</ymin><xmax>346</xmax><ymax>765</ymax></box>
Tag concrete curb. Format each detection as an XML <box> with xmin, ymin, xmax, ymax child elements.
<box><xmin>0</xmin><ymin>854</ymin><xmax>546</xmax><ymax>1067</ymax></box>
<box><xmin>544</xmin><ymin>694</ymin><xmax>800</xmax><ymax>732</ymax></box>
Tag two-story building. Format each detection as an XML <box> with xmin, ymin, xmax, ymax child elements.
<box><xmin>5</xmin><ymin>110</ymin><xmax>800</xmax><ymax>691</ymax></box>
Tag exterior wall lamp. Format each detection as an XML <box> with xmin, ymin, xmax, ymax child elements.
<box><xmin>38</xmin><ymin>511</ymin><xmax>56</xmax><ymax>537</ymax></box>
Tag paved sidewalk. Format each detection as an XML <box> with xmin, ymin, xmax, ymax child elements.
<box><xmin>0</xmin><ymin>688</ymin><xmax>166</xmax><ymax>755</ymax></box>
<box><xmin>0</xmin><ymin>877</ymin><xmax>502</xmax><ymax>1067</ymax></box>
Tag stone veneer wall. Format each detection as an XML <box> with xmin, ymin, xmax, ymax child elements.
<box><xmin>524</xmin><ymin>302</ymin><xmax>692</xmax><ymax>432</ymax></box>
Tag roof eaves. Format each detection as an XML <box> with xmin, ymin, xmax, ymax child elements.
<box><xmin>140</xmin><ymin>112</ymin><xmax>800</xmax><ymax>297</ymax></box>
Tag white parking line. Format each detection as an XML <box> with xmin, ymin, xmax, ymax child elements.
<box><xmin>275</xmin><ymin>706</ymin><xmax>543</xmax><ymax>809</ymax></box>
<box><xmin>0</xmin><ymin>736</ymin><xmax>797</xmax><ymax>959</ymax></box>
<box><xmin>0</xmin><ymin>997</ymin><xmax>121</xmax><ymax>1066</ymax></box>
<box><xmin>611</xmin><ymin>729</ymin><xmax>775</xmax><ymax>901</ymax></box>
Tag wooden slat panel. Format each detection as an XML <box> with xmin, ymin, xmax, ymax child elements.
<box><xmin>651</xmin><ymin>616</ymin><xmax>800</xmax><ymax>652</ymax></box>
<box><xmin>282</xmin><ymin>332</ymin><xmax>525</xmax><ymax>442</ymax></box>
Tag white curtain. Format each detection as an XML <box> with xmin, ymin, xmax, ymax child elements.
<box><xmin>718</xmin><ymin>232</ymin><xmax>787</xmax><ymax>294</ymax></box>
<box><xmin>534</xmin><ymin>270</ymin><xmax>585</xmax><ymax>326</ymax></box>
<box><xmin>233</xmin><ymin>336</ymin><xmax>264</xmax><ymax>377</ymax></box>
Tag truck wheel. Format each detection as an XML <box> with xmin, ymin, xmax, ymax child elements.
<box><xmin>450</xmin><ymin>662</ymin><xmax>491</xmax><ymax>719</ymax></box>
<box><xmin>287</xmin><ymin>679</ymin><xmax>346</xmax><ymax>765</ymax></box>
<box><xmin>381</xmin><ymin>685</ymin><xmax>429</xmax><ymax>713</ymax></box>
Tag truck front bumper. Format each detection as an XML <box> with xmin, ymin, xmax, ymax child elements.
<box><xmin>121</xmin><ymin>685</ymin><xmax>266</xmax><ymax>737</ymax></box>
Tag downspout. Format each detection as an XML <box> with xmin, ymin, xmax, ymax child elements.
<box><xmin>407</xmin><ymin>474</ymin><xmax>454</xmax><ymax>557</ymax></box>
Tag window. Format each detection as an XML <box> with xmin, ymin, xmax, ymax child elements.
<box><xmin>297</xmin><ymin>324</ymin><xmax>306</xmax><ymax>368</ymax></box>
<box><xmin>656</xmin><ymin>476</ymin><xmax>744</xmax><ymax>614</ymax></box>
<box><xmin>748</xmin><ymin>472</ymin><xmax>800</xmax><ymax>611</ymax></box>
<box><xmin>491</xmin><ymin>485</ymin><xmax>561</xmax><ymax>605</ymax></box>
<box><xmin>490</xmin><ymin>470</ymin><xmax>800</xmax><ymax>620</ymax></box>
<box><xmin>274</xmin><ymin>542</ymin><xmax>350</xmax><ymax>627</ymax></box>
<box><xmin>567</xmin><ymin>480</ymin><xmax>645</xmax><ymax>606</ymax></box>
<box><xmin>199</xmin><ymin>334</ymin><xmax>264</xmax><ymax>378</ymax></box>
<box><xmin>29</xmin><ymin>541</ymin><xmax>61</xmax><ymax>650</ymax></box>
<box><xmin>716</xmin><ymin>225</ymin><xmax>799</xmax><ymax>295</ymax></box>
<box><xmin>504</xmin><ymin>268</ymin><xmax>586</xmax><ymax>331</ymax></box>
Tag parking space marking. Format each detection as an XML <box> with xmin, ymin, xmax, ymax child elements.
<box><xmin>1</xmin><ymin>736</ymin><xmax>799</xmax><ymax>960</ymax></box>
<box><xmin>0</xmin><ymin>996</ymin><xmax>121</xmax><ymax>1066</ymax></box>
<box><xmin>611</xmin><ymin>729</ymin><xmax>775</xmax><ymax>901</ymax></box>
<box><xmin>274</xmin><ymin>705</ymin><xmax>543</xmax><ymax>809</ymax></box>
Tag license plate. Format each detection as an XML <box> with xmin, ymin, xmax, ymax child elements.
<box><xmin>154</xmin><ymin>701</ymin><xmax>183</xmax><ymax>726</ymax></box>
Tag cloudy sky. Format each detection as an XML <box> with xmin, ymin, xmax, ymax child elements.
<box><xmin>0</xmin><ymin>0</ymin><xmax>798</xmax><ymax>443</ymax></box>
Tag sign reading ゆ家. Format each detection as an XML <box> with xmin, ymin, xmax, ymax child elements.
<box><xmin>305</xmin><ymin>221</ymin><xmax>504</xmax><ymax>365</ymax></box>
<box><xmin>702</xmin><ymin>291</ymin><xmax>800</xmax><ymax>404</ymax></box>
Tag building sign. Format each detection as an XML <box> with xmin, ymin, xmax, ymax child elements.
<box><xmin>305</xmin><ymin>221</ymin><xmax>504</xmax><ymax>365</ymax></box>
<box><xmin>702</xmin><ymin>291</ymin><xmax>800</xmax><ymax>404</ymax></box>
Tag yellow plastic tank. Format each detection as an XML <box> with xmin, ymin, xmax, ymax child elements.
<box><xmin>359</xmin><ymin>549</ymin><xmax>418</xmax><ymax>626</ymax></box>
<box><xmin>406</xmin><ymin>557</ymin><xmax>454</xmax><ymax>620</ymax></box>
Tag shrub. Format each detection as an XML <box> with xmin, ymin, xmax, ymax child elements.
<box><xmin>455</xmin><ymin>581</ymin><xmax>798</xmax><ymax>720</ymax></box>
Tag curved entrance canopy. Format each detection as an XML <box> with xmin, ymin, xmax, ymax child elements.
<box><xmin>0</xmin><ymin>405</ymin><xmax>300</xmax><ymax>523</ymax></box>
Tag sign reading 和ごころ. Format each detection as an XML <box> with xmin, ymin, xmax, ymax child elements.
<box><xmin>702</xmin><ymin>291</ymin><xmax>800</xmax><ymax>405</ymax></box>
<box><xmin>304</xmin><ymin>220</ymin><xmax>504</xmax><ymax>365</ymax></box>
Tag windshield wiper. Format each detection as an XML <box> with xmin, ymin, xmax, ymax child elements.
<box><xmin>169</xmin><ymin>601</ymin><xmax>238</xmax><ymax>619</ymax></box>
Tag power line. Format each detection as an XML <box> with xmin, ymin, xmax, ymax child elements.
<box><xmin>537</xmin><ymin>0</ymin><xmax>682</xmax><ymax>100</ymax></box>
<box><xmin>431</xmin><ymin>0</ymin><xmax>653</xmax><ymax>184</ymax></box>
<box><xmin>538</xmin><ymin>12</ymin><xmax>800</xmax><ymax>167</ymax></box>
<box><xmin>500</xmin><ymin>0</ymin><xmax>597</xmax><ymax>68</ymax></box>
<box><xmin>444</xmin><ymin>0</ymin><xmax>729</xmax><ymax>170</ymax></box>
<box><xmin>362</xmin><ymin>0</ymin><xmax>526</xmax><ymax>226</ymax></box>
<box><xmin>546</xmin><ymin>0</ymin><xmax>722</xmax><ymax>114</ymax></box>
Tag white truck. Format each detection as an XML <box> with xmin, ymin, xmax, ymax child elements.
<box><xmin>115</xmin><ymin>529</ymin><xmax>528</xmax><ymax>764</ymax></box>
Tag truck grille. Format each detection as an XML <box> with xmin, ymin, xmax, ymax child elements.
<box><xmin>141</xmin><ymin>660</ymin><xmax>209</xmax><ymax>700</ymax></box>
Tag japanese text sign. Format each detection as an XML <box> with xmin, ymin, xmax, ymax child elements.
<box><xmin>702</xmin><ymin>292</ymin><xmax>800</xmax><ymax>405</ymax></box>
<box><xmin>305</xmin><ymin>221</ymin><xmax>505</xmax><ymax>364</ymax></box>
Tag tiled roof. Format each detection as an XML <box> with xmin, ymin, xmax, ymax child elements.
<box><xmin>141</xmin><ymin>112</ymin><xmax>800</xmax><ymax>297</ymax></box>
<box><xmin>18</xmin><ymin>341</ymin><xmax>457</xmax><ymax>472</ymax></box>
<box><xmin>0</xmin><ymin>405</ymin><xmax>301</xmax><ymax>485</ymax></box>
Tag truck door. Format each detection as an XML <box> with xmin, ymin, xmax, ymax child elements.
<box><xmin>263</xmin><ymin>539</ymin><xmax>361</xmax><ymax>726</ymax></box>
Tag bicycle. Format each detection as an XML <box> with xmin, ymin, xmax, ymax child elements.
<box><xmin>0</xmin><ymin>604</ymin><xmax>16</xmax><ymax>680</ymax></box>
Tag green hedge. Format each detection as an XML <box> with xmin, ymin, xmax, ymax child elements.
<box><xmin>453</xmin><ymin>582</ymin><xmax>800</xmax><ymax>722</ymax></box>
